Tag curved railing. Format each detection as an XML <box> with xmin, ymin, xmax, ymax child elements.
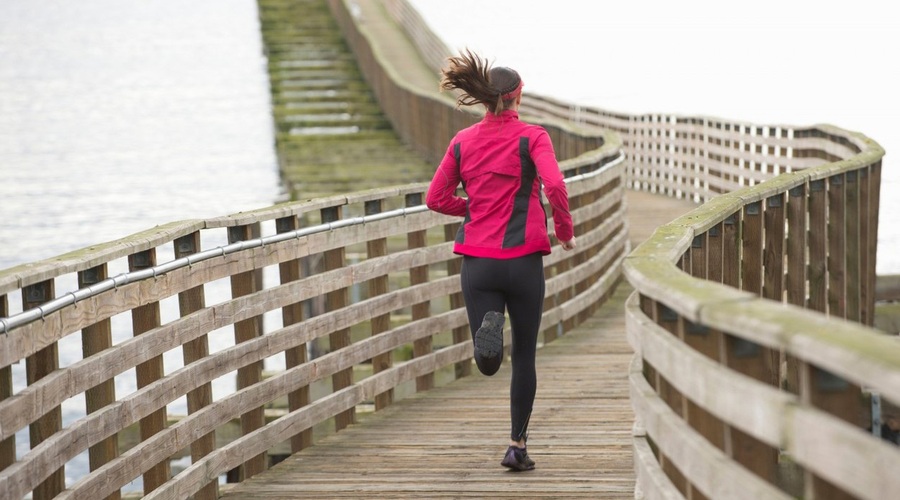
<box><xmin>506</xmin><ymin>82</ymin><xmax>900</xmax><ymax>500</ymax></box>
<box><xmin>385</xmin><ymin>2</ymin><xmax>899</xmax><ymax>498</ymax></box>
<box><xmin>0</xmin><ymin>2</ymin><xmax>624</xmax><ymax>499</ymax></box>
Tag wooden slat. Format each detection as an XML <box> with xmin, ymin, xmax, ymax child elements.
<box><xmin>77</xmin><ymin>264</ymin><xmax>121</xmax><ymax>500</ymax></box>
<box><xmin>0</xmin><ymin>294</ymin><xmax>13</xmax><ymax>473</ymax></box>
<box><xmin>23</xmin><ymin>279</ymin><xmax>65</xmax><ymax>500</ymax></box>
<box><xmin>322</xmin><ymin>206</ymin><xmax>355</xmax><ymax>432</ymax></box>
<box><xmin>221</xmin><ymin>285</ymin><xmax>640</xmax><ymax>499</ymax></box>
<box><xmin>128</xmin><ymin>249</ymin><xmax>170</xmax><ymax>494</ymax></box>
<box><xmin>173</xmin><ymin>232</ymin><xmax>217</xmax><ymax>500</ymax></box>
<box><xmin>365</xmin><ymin>200</ymin><xmax>394</xmax><ymax>410</ymax></box>
<box><xmin>406</xmin><ymin>193</ymin><xmax>433</xmax><ymax>392</ymax></box>
<box><xmin>227</xmin><ymin>224</ymin><xmax>267</xmax><ymax>481</ymax></box>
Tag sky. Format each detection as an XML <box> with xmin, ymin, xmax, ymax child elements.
<box><xmin>409</xmin><ymin>0</ymin><xmax>899</xmax><ymax>273</ymax></box>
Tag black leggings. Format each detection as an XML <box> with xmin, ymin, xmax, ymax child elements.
<box><xmin>460</xmin><ymin>253</ymin><xmax>545</xmax><ymax>442</ymax></box>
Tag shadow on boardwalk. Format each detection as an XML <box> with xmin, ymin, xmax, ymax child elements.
<box><xmin>220</xmin><ymin>191</ymin><xmax>696</xmax><ymax>499</ymax></box>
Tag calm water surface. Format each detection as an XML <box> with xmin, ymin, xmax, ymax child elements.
<box><xmin>0</xmin><ymin>0</ymin><xmax>281</xmax><ymax>490</ymax></box>
<box><xmin>0</xmin><ymin>0</ymin><xmax>282</xmax><ymax>271</ymax></box>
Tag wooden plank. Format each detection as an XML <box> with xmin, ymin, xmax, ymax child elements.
<box><xmin>365</xmin><ymin>201</ymin><xmax>394</xmax><ymax>410</ymax></box>
<box><xmin>77</xmin><ymin>264</ymin><xmax>122</xmax><ymax>500</ymax></box>
<box><xmin>0</xmin><ymin>294</ymin><xmax>14</xmax><ymax>473</ymax></box>
<box><xmin>827</xmin><ymin>174</ymin><xmax>846</xmax><ymax>318</ymax></box>
<box><xmin>807</xmin><ymin>179</ymin><xmax>828</xmax><ymax>312</ymax></box>
<box><xmin>844</xmin><ymin>170</ymin><xmax>861</xmax><ymax>323</ymax></box>
<box><xmin>321</xmin><ymin>207</ymin><xmax>355</xmax><ymax>432</ymax></box>
<box><xmin>173</xmin><ymin>232</ymin><xmax>217</xmax><ymax>500</ymax></box>
<box><xmin>276</xmin><ymin>216</ymin><xmax>315</xmax><ymax>451</ymax></box>
<box><xmin>220</xmin><ymin>285</ymin><xmax>639</xmax><ymax>500</ymax></box>
<box><xmin>227</xmin><ymin>224</ymin><xmax>267</xmax><ymax>481</ymax></box>
<box><xmin>128</xmin><ymin>249</ymin><xmax>170</xmax><ymax>494</ymax></box>
<box><xmin>406</xmin><ymin>193</ymin><xmax>433</xmax><ymax>392</ymax></box>
<box><xmin>23</xmin><ymin>279</ymin><xmax>65</xmax><ymax>500</ymax></box>
<box><xmin>741</xmin><ymin>201</ymin><xmax>763</xmax><ymax>296</ymax></box>
<box><xmin>443</xmin><ymin>222</ymin><xmax>470</xmax><ymax>380</ymax></box>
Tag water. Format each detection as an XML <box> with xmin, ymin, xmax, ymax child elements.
<box><xmin>0</xmin><ymin>0</ymin><xmax>282</xmax><ymax>270</ymax></box>
<box><xmin>0</xmin><ymin>0</ymin><xmax>281</xmax><ymax>492</ymax></box>
<box><xmin>409</xmin><ymin>0</ymin><xmax>900</xmax><ymax>274</ymax></box>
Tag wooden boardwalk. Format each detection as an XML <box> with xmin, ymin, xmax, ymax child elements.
<box><xmin>220</xmin><ymin>191</ymin><xmax>696</xmax><ymax>499</ymax></box>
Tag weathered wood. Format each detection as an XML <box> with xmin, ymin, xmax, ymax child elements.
<box><xmin>0</xmin><ymin>294</ymin><xmax>13</xmax><ymax>472</ymax></box>
<box><xmin>321</xmin><ymin>207</ymin><xmax>355</xmax><ymax>431</ymax></box>
<box><xmin>364</xmin><ymin>200</ymin><xmax>394</xmax><ymax>410</ymax></box>
<box><xmin>227</xmin><ymin>224</ymin><xmax>267</xmax><ymax>481</ymax></box>
<box><xmin>128</xmin><ymin>249</ymin><xmax>170</xmax><ymax>494</ymax></box>
<box><xmin>844</xmin><ymin>170</ymin><xmax>861</xmax><ymax>323</ymax></box>
<box><xmin>221</xmin><ymin>285</ymin><xmax>640</xmax><ymax>500</ymax></box>
<box><xmin>807</xmin><ymin>179</ymin><xmax>828</xmax><ymax>312</ymax></box>
<box><xmin>866</xmin><ymin>163</ymin><xmax>882</xmax><ymax>325</ymax></box>
<box><xmin>23</xmin><ymin>279</ymin><xmax>65</xmax><ymax>500</ymax></box>
<box><xmin>77</xmin><ymin>264</ymin><xmax>121</xmax><ymax>500</ymax></box>
<box><xmin>406</xmin><ymin>193</ymin><xmax>433</xmax><ymax>392</ymax></box>
<box><xmin>443</xmin><ymin>222</ymin><xmax>470</xmax><ymax>380</ymax></box>
<box><xmin>173</xmin><ymin>232</ymin><xmax>217</xmax><ymax>500</ymax></box>
<box><xmin>741</xmin><ymin>201</ymin><xmax>763</xmax><ymax>296</ymax></box>
<box><xmin>827</xmin><ymin>174</ymin><xmax>846</xmax><ymax>318</ymax></box>
<box><xmin>786</xmin><ymin>185</ymin><xmax>807</xmax><ymax>307</ymax></box>
<box><xmin>276</xmin><ymin>216</ymin><xmax>314</xmax><ymax>451</ymax></box>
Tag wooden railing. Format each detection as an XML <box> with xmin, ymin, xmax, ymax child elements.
<box><xmin>515</xmin><ymin>91</ymin><xmax>900</xmax><ymax>499</ymax></box>
<box><xmin>380</xmin><ymin>3</ymin><xmax>900</xmax><ymax>497</ymax></box>
<box><xmin>0</xmin><ymin>1</ymin><xmax>623</xmax><ymax>498</ymax></box>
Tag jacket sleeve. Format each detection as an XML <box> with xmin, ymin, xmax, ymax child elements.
<box><xmin>531</xmin><ymin>130</ymin><xmax>574</xmax><ymax>242</ymax></box>
<box><xmin>426</xmin><ymin>142</ymin><xmax>467</xmax><ymax>217</ymax></box>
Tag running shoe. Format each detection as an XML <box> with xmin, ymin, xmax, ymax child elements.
<box><xmin>500</xmin><ymin>445</ymin><xmax>535</xmax><ymax>471</ymax></box>
<box><xmin>473</xmin><ymin>311</ymin><xmax>504</xmax><ymax>376</ymax></box>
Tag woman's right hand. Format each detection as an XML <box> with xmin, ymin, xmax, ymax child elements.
<box><xmin>560</xmin><ymin>237</ymin><xmax>576</xmax><ymax>251</ymax></box>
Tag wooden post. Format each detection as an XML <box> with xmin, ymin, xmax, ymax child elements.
<box><xmin>858</xmin><ymin>169</ymin><xmax>872</xmax><ymax>326</ymax></box>
<box><xmin>690</xmin><ymin>234</ymin><xmax>706</xmax><ymax>279</ymax></box>
<box><xmin>406</xmin><ymin>193</ymin><xmax>433</xmax><ymax>391</ymax></box>
<box><xmin>364</xmin><ymin>201</ymin><xmax>393</xmax><ymax>409</ymax></box>
<box><xmin>763</xmin><ymin>195</ymin><xmax>785</xmax><ymax>389</ymax></box>
<box><xmin>807</xmin><ymin>179</ymin><xmax>828</xmax><ymax>313</ymax></box>
<box><xmin>706</xmin><ymin>224</ymin><xmax>724</xmax><ymax>284</ymax></box>
<box><xmin>78</xmin><ymin>265</ymin><xmax>122</xmax><ymax>500</ymax></box>
<box><xmin>722</xmin><ymin>212</ymin><xmax>741</xmax><ymax>289</ymax></box>
<box><xmin>720</xmin><ymin>334</ymin><xmax>779</xmax><ymax>486</ymax></box>
<box><xmin>173</xmin><ymin>233</ymin><xmax>218</xmax><ymax>500</ymax></box>
<box><xmin>741</xmin><ymin>201</ymin><xmax>763</xmax><ymax>297</ymax></box>
<box><xmin>0</xmin><ymin>294</ymin><xmax>14</xmax><ymax>473</ymax></box>
<box><xmin>785</xmin><ymin>185</ymin><xmax>808</xmax><ymax>395</ymax></box>
<box><xmin>444</xmin><ymin>222</ymin><xmax>470</xmax><ymax>379</ymax></box>
<box><xmin>275</xmin><ymin>216</ymin><xmax>314</xmax><ymax>450</ymax></box>
<box><xmin>786</xmin><ymin>185</ymin><xmax>807</xmax><ymax>307</ymax></box>
<box><xmin>22</xmin><ymin>280</ymin><xmax>65</xmax><ymax>500</ymax></box>
<box><xmin>844</xmin><ymin>171</ymin><xmax>861</xmax><ymax>323</ymax></box>
<box><xmin>128</xmin><ymin>250</ymin><xmax>170</xmax><ymax>494</ymax></box>
<box><xmin>865</xmin><ymin>162</ymin><xmax>882</xmax><ymax>326</ymax></box>
<box><xmin>827</xmin><ymin>174</ymin><xmax>846</xmax><ymax>318</ymax></box>
<box><xmin>226</xmin><ymin>225</ymin><xmax>267</xmax><ymax>480</ymax></box>
<box><xmin>799</xmin><ymin>362</ymin><xmax>860</xmax><ymax>499</ymax></box>
<box><xmin>321</xmin><ymin>207</ymin><xmax>355</xmax><ymax>431</ymax></box>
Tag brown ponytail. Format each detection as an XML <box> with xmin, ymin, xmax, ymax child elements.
<box><xmin>440</xmin><ymin>49</ymin><xmax>522</xmax><ymax>116</ymax></box>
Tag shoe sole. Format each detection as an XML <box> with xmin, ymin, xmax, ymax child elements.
<box><xmin>474</xmin><ymin>311</ymin><xmax>504</xmax><ymax>376</ymax></box>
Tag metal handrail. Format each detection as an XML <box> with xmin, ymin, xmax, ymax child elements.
<box><xmin>0</xmin><ymin>153</ymin><xmax>623</xmax><ymax>334</ymax></box>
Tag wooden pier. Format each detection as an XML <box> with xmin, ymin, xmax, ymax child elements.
<box><xmin>218</xmin><ymin>192</ymin><xmax>695</xmax><ymax>499</ymax></box>
<box><xmin>1</xmin><ymin>1</ymin><xmax>898</xmax><ymax>499</ymax></box>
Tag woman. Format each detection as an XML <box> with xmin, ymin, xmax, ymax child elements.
<box><xmin>425</xmin><ymin>50</ymin><xmax>576</xmax><ymax>471</ymax></box>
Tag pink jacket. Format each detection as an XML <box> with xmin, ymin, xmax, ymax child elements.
<box><xmin>426</xmin><ymin>110</ymin><xmax>573</xmax><ymax>259</ymax></box>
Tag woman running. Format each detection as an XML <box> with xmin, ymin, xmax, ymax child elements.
<box><xmin>425</xmin><ymin>49</ymin><xmax>576</xmax><ymax>471</ymax></box>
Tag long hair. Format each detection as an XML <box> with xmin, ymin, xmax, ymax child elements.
<box><xmin>440</xmin><ymin>49</ymin><xmax>522</xmax><ymax>116</ymax></box>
